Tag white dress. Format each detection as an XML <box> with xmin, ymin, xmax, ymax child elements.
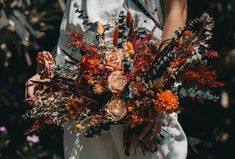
<box><xmin>55</xmin><ymin>0</ymin><xmax>188</xmax><ymax>158</ymax></box>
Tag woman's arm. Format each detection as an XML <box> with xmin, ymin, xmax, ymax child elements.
<box><xmin>161</xmin><ymin>0</ymin><xmax>187</xmax><ymax>41</ymax></box>
<box><xmin>139</xmin><ymin>0</ymin><xmax>188</xmax><ymax>141</ymax></box>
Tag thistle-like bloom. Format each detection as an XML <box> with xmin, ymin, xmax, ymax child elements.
<box><xmin>155</xmin><ymin>90</ymin><xmax>179</xmax><ymax>113</ymax></box>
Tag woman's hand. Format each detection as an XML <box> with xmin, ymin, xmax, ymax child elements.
<box><xmin>25</xmin><ymin>74</ymin><xmax>50</xmax><ymax>102</ymax></box>
<box><xmin>25</xmin><ymin>74</ymin><xmax>40</xmax><ymax>99</ymax></box>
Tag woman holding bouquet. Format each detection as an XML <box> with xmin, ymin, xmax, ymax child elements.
<box><xmin>26</xmin><ymin>0</ymin><xmax>188</xmax><ymax>158</ymax></box>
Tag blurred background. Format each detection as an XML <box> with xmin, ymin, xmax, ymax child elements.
<box><xmin>0</xmin><ymin>0</ymin><xmax>234</xmax><ymax>158</ymax></box>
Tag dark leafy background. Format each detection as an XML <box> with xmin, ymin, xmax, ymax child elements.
<box><xmin>0</xmin><ymin>0</ymin><xmax>234</xmax><ymax>158</ymax></box>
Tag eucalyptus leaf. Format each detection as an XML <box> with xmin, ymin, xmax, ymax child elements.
<box><xmin>188</xmin><ymin>137</ymin><xmax>201</xmax><ymax>154</ymax></box>
<box><xmin>10</xmin><ymin>15</ymin><xmax>30</xmax><ymax>41</ymax></box>
<box><xmin>13</xmin><ymin>10</ymin><xmax>36</xmax><ymax>37</ymax></box>
<box><xmin>0</xmin><ymin>11</ymin><xmax>9</xmax><ymax>29</ymax></box>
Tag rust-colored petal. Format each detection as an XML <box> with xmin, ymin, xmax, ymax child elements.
<box><xmin>126</xmin><ymin>10</ymin><xmax>132</xmax><ymax>28</ymax></box>
<box><xmin>113</xmin><ymin>26</ymin><xmax>119</xmax><ymax>47</ymax></box>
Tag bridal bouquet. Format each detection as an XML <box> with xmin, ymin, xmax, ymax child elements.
<box><xmin>25</xmin><ymin>12</ymin><xmax>223</xmax><ymax>155</ymax></box>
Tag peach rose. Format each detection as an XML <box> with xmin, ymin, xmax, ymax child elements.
<box><xmin>108</xmin><ymin>71</ymin><xmax>127</xmax><ymax>93</ymax></box>
<box><xmin>104</xmin><ymin>48</ymin><xmax>123</xmax><ymax>71</ymax></box>
<box><xmin>36</xmin><ymin>51</ymin><xmax>55</xmax><ymax>78</ymax></box>
<box><xmin>106</xmin><ymin>99</ymin><xmax>127</xmax><ymax>121</ymax></box>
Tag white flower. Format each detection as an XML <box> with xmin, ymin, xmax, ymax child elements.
<box><xmin>108</xmin><ymin>71</ymin><xmax>127</xmax><ymax>93</ymax></box>
<box><xmin>106</xmin><ymin>99</ymin><xmax>127</xmax><ymax>121</ymax></box>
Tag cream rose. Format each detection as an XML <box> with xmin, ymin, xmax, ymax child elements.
<box><xmin>108</xmin><ymin>71</ymin><xmax>127</xmax><ymax>93</ymax></box>
<box><xmin>104</xmin><ymin>48</ymin><xmax>123</xmax><ymax>71</ymax></box>
<box><xmin>106</xmin><ymin>99</ymin><xmax>127</xmax><ymax>121</ymax></box>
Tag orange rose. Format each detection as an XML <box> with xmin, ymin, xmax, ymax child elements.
<box><xmin>36</xmin><ymin>51</ymin><xmax>55</xmax><ymax>78</ymax></box>
<box><xmin>105</xmin><ymin>48</ymin><xmax>123</xmax><ymax>71</ymax></box>
<box><xmin>108</xmin><ymin>71</ymin><xmax>127</xmax><ymax>93</ymax></box>
<box><xmin>106</xmin><ymin>99</ymin><xmax>127</xmax><ymax>121</ymax></box>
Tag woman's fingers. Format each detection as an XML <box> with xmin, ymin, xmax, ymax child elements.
<box><xmin>25</xmin><ymin>80</ymin><xmax>36</xmax><ymax>99</ymax></box>
<box><xmin>25</xmin><ymin>74</ymin><xmax>40</xmax><ymax>99</ymax></box>
<box><xmin>25</xmin><ymin>75</ymin><xmax>51</xmax><ymax>103</ymax></box>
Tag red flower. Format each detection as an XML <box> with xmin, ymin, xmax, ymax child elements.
<box><xmin>81</xmin><ymin>55</ymin><xmax>101</xmax><ymax>69</ymax></box>
<box><xmin>207</xmin><ymin>50</ymin><xmax>219</xmax><ymax>59</ymax></box>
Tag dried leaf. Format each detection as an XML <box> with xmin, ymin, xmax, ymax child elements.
<box><xmin>126</xmin><ymin>10</ymin><xmax>132</xmax><ymax>28</ymax></box>
<box><xmin>113</xmin><ymin>26</ymin><xmax>119</xmax><ymax>47</ymax></box>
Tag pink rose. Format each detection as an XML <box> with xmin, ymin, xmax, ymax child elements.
<box><xmin>36</xmin><ymin>51</ymin><xmax>55</xmax><ymax>78</ymax></box>
<box><xmin>104</xmin><ymin>48</ymin><xmax>123</xmax><ymax>71</ymax></box>
<box><xmin>108</xmin><ymin>71</ymin><xmax>127</xmax><ymax>93</ymax></box>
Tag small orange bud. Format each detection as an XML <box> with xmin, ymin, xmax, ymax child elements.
<box><xmin>88</xmin><ymin>79</ymin><xmax>95</xmax><ymax>86</ymax></box>
<box><xmin>76</xmin><ymin>124</ymin><xmax>82</xmax><ymax>130</ymax></box>
<box><xmin>183</xmin><ymin>30</ymin><xmax>193</xmax><ymax>36</ymax></box>
<box><xmin>175</xmin><ymin>39</ymin><xmax>181</xmax><ymax>45</ymax></box>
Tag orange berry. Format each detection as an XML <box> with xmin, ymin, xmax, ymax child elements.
<box><xmin>75</xmin><ymin>124</ymin><xmax>82</xmax><ymax>130</ymax></box>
